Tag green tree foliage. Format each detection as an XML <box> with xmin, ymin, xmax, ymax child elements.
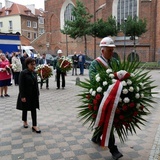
<box><xmin>90</xmin><ymin>16</ymin><xmax>118</xmax><ymax>38</ymax></box>
<box><xmin>121</xmin><ymin>16</ymin><xmax>147</xmax><ymax>38</ymax></box>
<box><xmin>61</xmin><ymin>0</ymin><xmax>93</xmax><ymax>54</ymax></box>
<box><xmin>121</xmin><ymin>16</ymin><xmax>147</xmax><ymax>61</ymax></box>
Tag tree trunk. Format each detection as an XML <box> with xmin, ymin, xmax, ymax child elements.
<box><xmin>84</xmin><ymin>35</ymin><xmax>87</xmax><ymax>55</ymax></box>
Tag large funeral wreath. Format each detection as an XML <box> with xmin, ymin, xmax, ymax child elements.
<box><xmin>77</xmin><ymin>60</ymin><xmax>156</xmax><ymax>146</ymax></box>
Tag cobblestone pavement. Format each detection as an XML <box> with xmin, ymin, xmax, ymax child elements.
<box><xmin>0</xmin><ymin>69</ymin><xmax>160</xmax><ymax>160</ymax></box>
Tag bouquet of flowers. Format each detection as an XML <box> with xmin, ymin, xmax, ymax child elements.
<box><xmin>57</xmin><ymin>56</ymin><xmax>72</xmax><ymax>72</ymax></box>
<box><xmin>11</xmin><ymin>63</ymin><xmax>18</xmax><ymax>72</ymax></box>
<box><xmin>36</xmin><ymin>64</ymin><xmax>53</xmax><ymax>80</ymax></box>
<box><xmin>77</xmin><ymin>60</ymin><xmax>156</xmax><ymax>147</ymax></box>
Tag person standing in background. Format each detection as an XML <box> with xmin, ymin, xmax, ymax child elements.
<box><xmin>0</xmin><ymin>53</ymin><xmax>11</xmax><ymax>97</ymax></box>
<box><xmin>11</xmin><ymin>52</ymin><xmax>22</xmax><ymax>86</ymax></box>
<box><xmin>54</xmin><ymin>49</ymin><xmax>66</xmax><ymax>89</ymax></box>
<box><xmin>78</xmin><ymin>51</ymin><xmax>85</xmax><ymax>75</ymax></box>
<box><xmin>20</xmin><ymin>52</ymin><xmax>28</xmax><ymax>70</ymax></box>
<box><xmin>38</xmin><ymin>53</ymin><xmax>50</xmax><ymax>89</ymax></box>
<box><xmin>72</xmin><ymin>52</ymin><xmax>78</xmax><ymax>76</ymax></box>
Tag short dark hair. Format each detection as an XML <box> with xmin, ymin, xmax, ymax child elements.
<box><xmin>25</xmin><ymin>57</ymin><xmax>36</xmax><ymax>68</ymax></box>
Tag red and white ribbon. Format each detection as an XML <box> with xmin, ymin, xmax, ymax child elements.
<box><xmin>94</xmin><ymin>57</ymin><xmax>130</xmax><ymax>147</ymax></box>
<box><xmin>94</xmin><ymin>80</ymin><xmax>122</xmax><ymax>147</ymax></box>
<box><xmin>96</xmin><ymin>57</ymin><xmax>109</xmax><ymax>69</ymax></box>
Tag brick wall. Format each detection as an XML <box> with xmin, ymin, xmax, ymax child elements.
<box><xmin>33</xmin><ymin>0</ymin><xmax>159</xmax><ymax>62</ymax></box>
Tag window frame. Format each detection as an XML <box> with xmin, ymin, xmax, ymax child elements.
<box><xmin>27</xmin><ymin>20</ymin><xmax>31</xmax><ymax>27</ymax></box>
<box><xmin>33</xmin><ymin>21</ymin><xmax>37</xmax><ymax>28</ymax></box>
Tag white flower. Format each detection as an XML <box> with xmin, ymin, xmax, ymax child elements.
<box><xmin>103</xmin><ymin>91</ymin><xmax>107</xmax><ymax>95</ymax></box>
<box><xmin>106</xmin><ymin>69</ymin><xmax>112</xmax><ymax>74</ymax></box>
<box><xmin>123</xmin><ymin>97</ymin><xmax>130</xmax><ymax>103</ymax></box>
<box><xmin>135</xmin><ymin>93</ymin><xmax>140</xmax><ymax>99</ymax></box>
<box><xmin>130</xmin><ymin>73</ymin><xmax>135</xmax><ymax>77</ymax></box>
<box><xmin>91</xmin><ymin>91</ymin><xmax>96</xmax><ymax>96</ymax></box>
<box><xmin>127</xmin><ymin>79</ymin><xmax>132</xmax><ymax>85</ymax></box>
<box><xmin>97</xmin><ymin>87</ymin><xmax>102</xmax><ymax>93</ymax></box>
<box><xmin>122</xmin><ymin>81</ymin><xmax>127</xmax><ymax>86</ymax></box>
<box><xmin>122</xmin><ymin>88</ymin><xmax>128</xmax><ymax>94</ymax></box>
<box><xmin>141</xmin><ymin>93</ymin><xmax>144</xmax><ymax>98</ymax></box>
<box><xmin>140</xmin><ymin>83</ymin><xmax>144</xmax><ymax>88</ymax></box>
<box><xmin>136</xmin><ymin>103</ymin><xmax>141</xmax><ymax>109</ymax></box>
<box><xmin>136</xmin><ymin>86</ymin><xmax>140</xmax><ymax>92</ymax></box>
<box><xmin>119</xmin><ymin>98</ymin><xmax>122</xmax><ymax>102</ymax></box>
<box><xmin>112</xmin><ymin>79</ymin><xmax>117</xmax><ymax>83</ymax></box>
<box><xmin>89</xmin><ymin>88</ymin><xmax>93</xmax><ymax>94</ymax></box>
<box><xmin>95</xmin><ymin>74</ymin><xmax>100</xmax><ymax>78</ymax></box>
<box><xmin>96</xmin><ymin>77</ymin><xmax>100</xmax><ymax>82</ymax></box>
<box><xmin>103</xmin><ymin>81</ymin><xmax>108</xmax><ymax>86</ymax></box>
<box><xmin>109</xmin><ymin>74</ymin><xmax>114</xmax><ymax>78</ymax></box>
<box><xmin>129</xmin><ymin>86</ymin><xmax>134</xmax><ymax>92</ymax></box>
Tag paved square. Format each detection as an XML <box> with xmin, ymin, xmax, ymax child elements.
<box><xmin>0</xmin><ymin>70</ymin><xmax>160</xmax><ymax>160</ymax></box>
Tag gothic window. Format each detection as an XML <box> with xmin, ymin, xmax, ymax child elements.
<box><xmin>64</xmin><ymin>3</ymin><xmax>74</xmax><ymax>22</ymax></box>
<box><xmin>117</xmin><ymin>0</ymin><xmax>137</xmax><ymax>24</ymax></box>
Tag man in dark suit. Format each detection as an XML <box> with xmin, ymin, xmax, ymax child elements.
<box><xmin>38</xmin><ymin>53</ymin><xmax>49</xmax><ymax>89</ymax></box>
<box><xmin>78</xmin><ymin>51</ymin><xmax>85</xmax><ymax>75</ymax></box>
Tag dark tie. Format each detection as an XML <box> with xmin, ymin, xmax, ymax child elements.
<box><xmin>108</xmin><ymin>60</ymin><xmax>112</xmax><ymax>68</ymax></box>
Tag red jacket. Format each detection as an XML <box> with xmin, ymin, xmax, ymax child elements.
<box><xmin>0</xmin><ymin>60</ymin><xmax>11</xmax><ymax>80</ymax></box>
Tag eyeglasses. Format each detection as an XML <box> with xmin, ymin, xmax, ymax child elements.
<box><xmin>31</xmin><ymin>63</ymin><xmax>36</xmax><ymax>66</ymax></box>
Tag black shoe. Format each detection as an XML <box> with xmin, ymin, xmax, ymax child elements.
<box><xmin>32</xmin><ymin>127</ymin><xmax>41</xmax><ymax>134</ymax></box>
<box><xmin>91</xmin><ymin>137</ymin><xmax>101</xmax><ymax>146</ymax></box>
<box><xmin>4</xmin><ymin>94</ymin><xmax>10</xmax><ymax>97</ymax></box>
<box><xmin>46</xmin><ymin>87</ymin><xmax>49</xmax><ymax>90</ymax></box>
<box><xmin>1</xmin><ymin>95</ymin><xmax>4</xmax><ymax>98</ymax></box>
<box><xmin>23</xmin><ymin>125</ymin><xmax>28</xmax><ymax>128</ymax></box>
<box><xmin>112</xmin><ymin>151</ymin><xmax>123</xmax><ymax>160</ymax></box>
<box><xmin>56</xmin><ymin>87</ymin><xmax>60</xmax><ymax>90</ymax></box>
<box><xmin>62</xmin><ymin>87</ymin><xmax>65</xmax><ymax>89</ymax></box>
<box><xmin>110</xmin><ymin>147</ymin><xmax>123</xmax><ymax>160</ymax></box>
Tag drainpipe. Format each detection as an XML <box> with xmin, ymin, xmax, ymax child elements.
<box><xmin>153</xmin><ymin>0</ymin><xmax>157</xmax><ymax>61</ymax></box>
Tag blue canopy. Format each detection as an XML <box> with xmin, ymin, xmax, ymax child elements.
<box><xmin>0</xmin><ymin>34</ymin><xmax>21</xmax><ymax>54</ymax></box>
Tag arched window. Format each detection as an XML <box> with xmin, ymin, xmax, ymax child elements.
<box><xmin>64</xmin><ymin>3</ymin><xmax>74</xmax><ymax>21</ymax></box>
<box><xmin>117</xmin><ymin>0</ymin><xmax>137</xmax><ymax>24</ymax></box>
<box><xmin>60</xmin><ymin>0</ymin><xmax>75</xmax><ymax>29</ymax></box>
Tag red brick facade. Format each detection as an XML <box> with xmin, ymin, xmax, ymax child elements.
<box><xmin>32</xmin><ymin>0</ymin><xmax>160</xmax><ymax>62</ymax></box>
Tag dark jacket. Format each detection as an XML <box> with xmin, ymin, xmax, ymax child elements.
<box><xmin>72</xmin><ymin>55</ymin><xmax>78</xmax><ymax>65</ymax></box>
<box><xmin>38</xmin><ymin>58</ymin><xmax>50</xmax><ymax>65</ymax></box>
<box><xmin>78</xmin><ymin>54</ymin><xmax>85</xmax><ymax>64</ymax></box>
<box><xmin>16</xmin><ymin>69</ymin><xmax>40</xmax><ymax>111</ymax></box>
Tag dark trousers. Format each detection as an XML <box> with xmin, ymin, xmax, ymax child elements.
<box><xmin>14</xmin><ymin>72</ymin><xmax>20</xmax><ymax>85</ymax></box>
<box><xmin>40</xmin><ymin>78</ymin><xmax>49</xmax><ymax>88</ymax></box>
<box><xmin>79</xmin><ymin>63</ymin><xmax>84</xmax><ymax>75</ymax></box>
<box><xmin>72</xmin><ymin>64</ymin><xmax>78</xmax><ymax>75</ymax></box>
<box><xmin>22</xmin><ymin>110</ymin><xmax>37</xmax><ymax>126</ymax></box>
<box><xmin>57</xmin><ymin>70</ymin><xmax>65</xmax><ymax>88</ymax></box>
<box><xmin>92</xmin><ymin>130</ymin><xmax>117</xmax><ymax>153</ymax></box>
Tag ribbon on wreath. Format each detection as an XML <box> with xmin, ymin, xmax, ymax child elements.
<box><xmin>94</xmin><ymin>70</ymin><xmax>130</xmax><ymax>147</ymax></box>
<box><xmin>40</xmin><ymin>68</ymin><xmax>44</xmax><ymax>79</ymax></box>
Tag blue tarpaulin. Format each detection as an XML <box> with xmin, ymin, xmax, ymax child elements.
<box><xmin>0</xmin><ymin>34</ymin><xmax>21</xmax><ymax>53</ymax></box>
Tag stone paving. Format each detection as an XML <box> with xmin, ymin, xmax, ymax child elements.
<box><xmin>0</xmin><ymin>69</ymin><xmax>160</xmax><ymax>160</ymax></box>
